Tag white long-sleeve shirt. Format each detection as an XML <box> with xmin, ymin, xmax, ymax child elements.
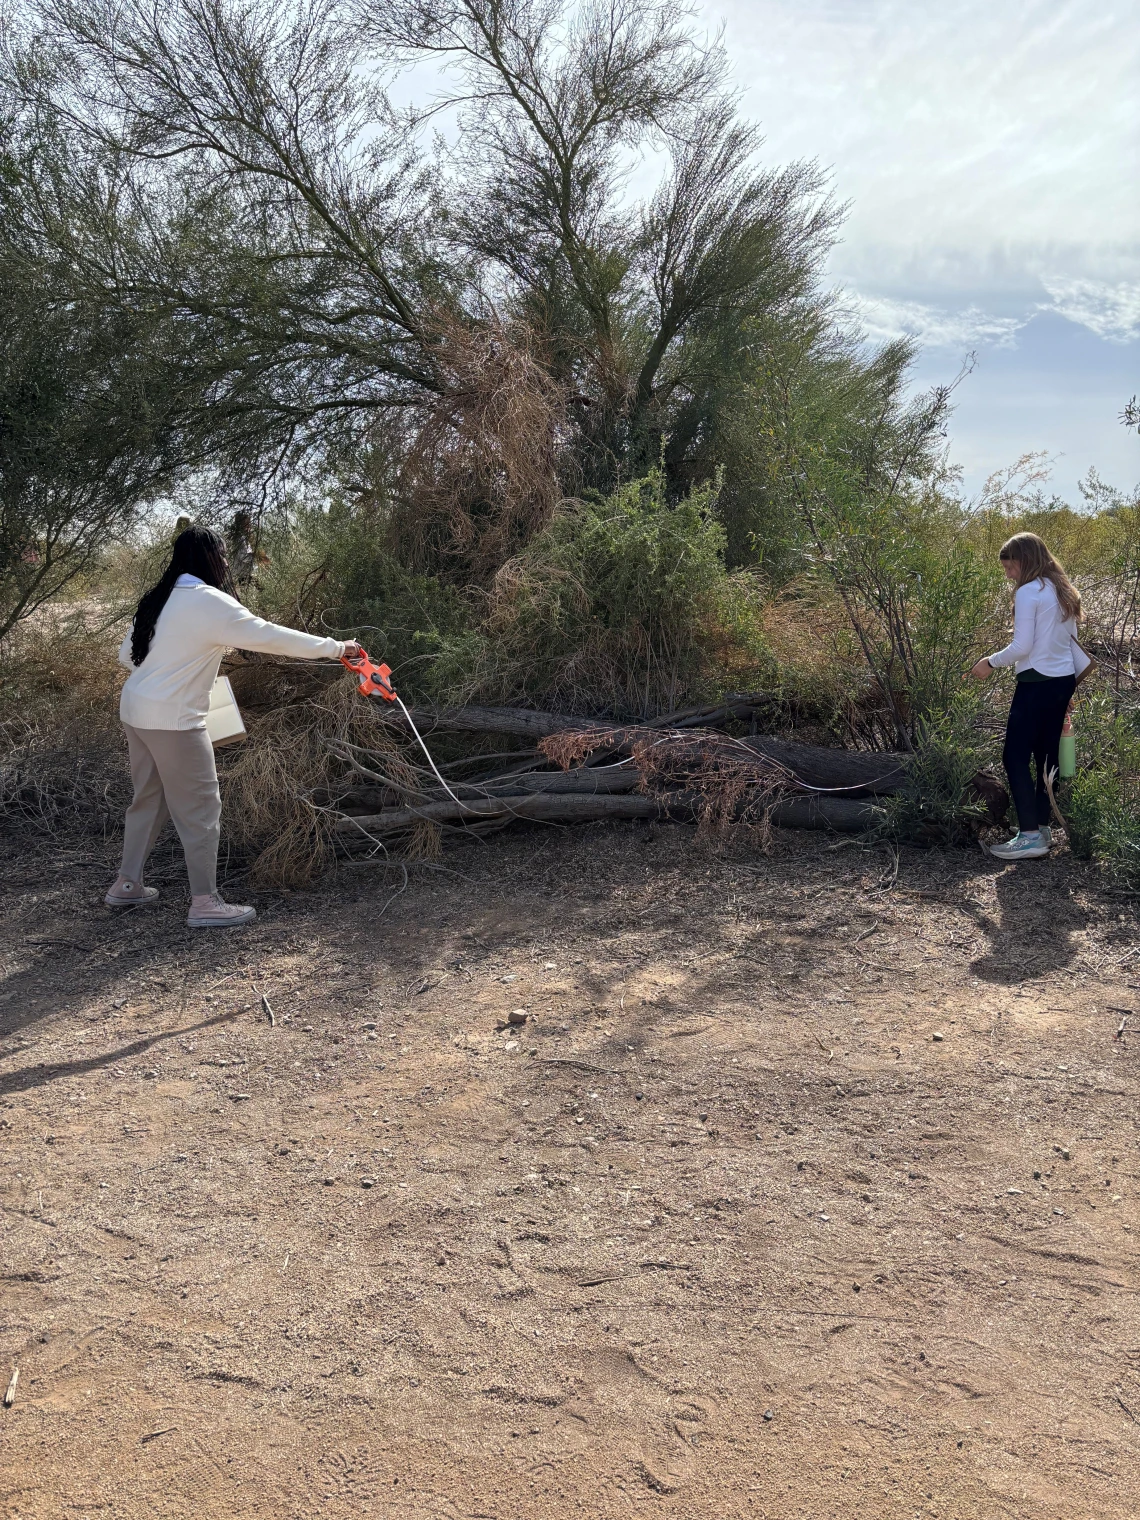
<box><xmin>119</xmin><ymin>576</ymin><xmax>344</xmax><ymax>730</ymax></box>
<box><xmin>988</xmin><ymin>577</ymin><xmax>1090</xmax><ymax>679</ymax></box>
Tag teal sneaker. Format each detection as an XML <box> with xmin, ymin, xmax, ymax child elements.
<box><xmin>988</xmin><ymin>832</ymin><xmax>1050</xmax><ymax>861</ymax></box>
<box><xmin>1039</xmin><ymin>825</ymin><xmax>1052</xmax><ymax>848</ymax></box>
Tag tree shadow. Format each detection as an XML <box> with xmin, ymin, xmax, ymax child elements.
<box><xmin>0</xmin><ymin>1008</ymin><xmax>243</xmax><ymax>1097</ymax></box>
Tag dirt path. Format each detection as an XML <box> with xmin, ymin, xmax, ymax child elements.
<box><xmin>1</xmin><ymin>823</ymin><xmax>1138</xmax><ymax>1518</ymax></box>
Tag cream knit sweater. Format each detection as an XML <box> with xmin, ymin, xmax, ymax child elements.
<box><xmin>119</xmin><ymin>580</ymin><xmax>345</xmax><ymax>731</ymax></box>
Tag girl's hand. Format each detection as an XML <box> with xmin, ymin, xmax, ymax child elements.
<box><xmin>969</xmin><ymin>657</ymin><xmax>993</xmax><ymax>680</ymax></box>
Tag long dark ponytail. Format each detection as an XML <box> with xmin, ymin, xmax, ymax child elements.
<box><xmin>130</xmin><ymin>525</ymin><xmax>239</xmax><ymax>666</ymax></box>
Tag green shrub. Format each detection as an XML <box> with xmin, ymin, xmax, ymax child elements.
<box><xmin>873</xmin><ymin>689</ymin><xmax>998</xmax><ymax>845</ymax></box>
<box><xmin>1064</xmin><ymin>691</ymin><xmax>1140</xmax><ymax>888</ymax></box>
<box><xmin>430</xmin><ymin>469</ymin><xmax>772</xmax><ymax>715</ymax></box>
<box><xmin>253</xmin><ymin>495</ymin><xmax>474</xmax><ymax>703</ymax></box>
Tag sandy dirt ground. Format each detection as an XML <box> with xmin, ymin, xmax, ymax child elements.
<box><xmin>1</xmin><ymin>820</ymin><xmax>1138</xmax><ymax>1519</ymax></box>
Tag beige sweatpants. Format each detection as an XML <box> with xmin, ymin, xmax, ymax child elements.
<box><xmin>119</xmin><ymin>724</ymin><xmax>221</xmax><ymax>897</ymax></box>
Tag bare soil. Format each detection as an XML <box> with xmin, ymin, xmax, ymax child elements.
<box><xmin>1</xmin><ymin>821</ymin><xmax>1138</xmax><ymax>1519</ymax></box>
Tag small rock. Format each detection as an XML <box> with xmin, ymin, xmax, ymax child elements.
<box><xmin>361</xmin><ymin>1178</ymin><xmax>375</xmax><ymax>1189</ymax></box>
<box><xmin>1033</xmin><ymin>1170</ymin><xmax>1041</xmax><ymax>1179</ymax></box>
<box><xmin>932</xmin><ymin>1032</ymin><xmax>944</xmax><ymax>1042</ymax></box>
<box><xmin>699</xmin><ymin>1112</ymin><xmax>709</xmax><ymax>1123</ymax></box>
<box><xmin>574</xmin><ymin>1116</ymin><xmax>585</xmax><ymax>1125</ymax></box>
<box><xmin>362</xmin><ymin>1021</ymin><xmax>377</xmax><ymax>1031</ymax></box>
<box><xmin>1007</xmin><ymin>1187</ymin><xmax>1023</xmax><ymax>1195</ymax></box>
<box><xmin>763</xmin><ymin>1408</ymin><xmax>775</xmax><ymax>1421</ymax></box>
<box><xmin>323</xmin><ymin>1177</ymin><xmax>336</xmax><ymax>1186</ymax></box>
<box><xmin>820</xmin><ymin>1213</ymin><xmax>830</xmax><ymax>1222</ymax></box>
<box><xmin>1052</xmin><ymin>1207</ymin><xmax>1064</xmax><ymax>1216</ymax></box>
<box><xmin>1061</xmin><ymin>1148</ymin><xmax>1071</xmax><ymax>1161</ymax></box>
<box><xmin>507</xmin><ymin>1009</ymin><xmax>528</xmax><ymax>1026</ymax></box>
<box><xmin>852</xmin><ymin>1283</ymin><xmax>861</xmax><ymax>1293</ymax></box>
<box><xmin>229</xmin><ymin>1093</ymin><xmax>251</xmax><ymax>1102</ymax></box>
<box><xmin>174</xmin><ymin>1153</ymin><xmax>188</xmax><ymax>1163</ymax></box>
<box><xmin>503</xmin><ymin>1041</ymin><xmax>519</xmax><ymax>1052</ymax></box>
<box><xmin>635</xmin><ymin>1092</ymin><xmax>645</xmax><ymax>1102</ymax></box>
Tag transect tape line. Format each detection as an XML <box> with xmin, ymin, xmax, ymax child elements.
<box><xmin>340</xmin><ymin>646</ymin><xmax>467</xmax><ymax>808</ymax></box>
<box><xmin>393</xmin><ymin>694</ymin><xmax>467</xmax><ymax>808</ymax></box>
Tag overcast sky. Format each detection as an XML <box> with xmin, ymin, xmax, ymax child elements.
<box><xmin>699</xmin><ymin>0</ymin><xmax>1139</xmax><ymax>501</ymax></box>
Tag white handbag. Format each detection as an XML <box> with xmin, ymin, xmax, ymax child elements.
<box><xmin>205</xmin><ymin>675</ymin><xmax>247</xmax><ymax>748</ymax></box>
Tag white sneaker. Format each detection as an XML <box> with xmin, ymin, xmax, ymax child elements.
<box><xmin>187</xmin><ymin>894</ymin><xmax>257</xmax><ymax>928</ymax></box>
<box><xmin>1039</xmin><ymin>825</ymin><xmax>1052</xmax><ymax>849</ymax></box>
<box><xmin>987</xmin><ymin>832</ymin><xmax>1050</xmax><ymax>861</ymax></box>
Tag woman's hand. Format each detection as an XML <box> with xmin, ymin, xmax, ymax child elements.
<box><xmin>342</xmin><ymin>640</ymin><xmax>363</xmax><ymax>660</ymax></box>
<box><xmin>968</xmin><ymin>657</ymin><xmax>993</xmax><ymax>680</ymax></box>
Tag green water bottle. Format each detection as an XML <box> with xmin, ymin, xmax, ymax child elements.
<box><xmin>1058</xmin><ymin>713</ymin><xmax>1076</xmax><ymax>779</ymax></box>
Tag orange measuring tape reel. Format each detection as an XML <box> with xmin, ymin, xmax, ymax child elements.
<box><xmin>340</xmin><ymin>647</ymin><xmax>396</xmax><ymax>702</ymax></box>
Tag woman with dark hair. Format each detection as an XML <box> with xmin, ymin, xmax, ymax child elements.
<box><xmin>108</xmin><ymin>525</ymin><xmax>359</xmax><ymax>926</ymax></box>
<box><xmin>970</xmin><ymin>532</ymin><xmax>1092</xmax><ymax>860</ymax></box>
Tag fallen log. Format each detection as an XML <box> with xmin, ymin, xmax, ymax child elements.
<box><xmin>336</xmin><ymin>766</ymin><xmax>643</xmax><ymax>814</ymax></box>
<box><xmin>337</xmin><ymin>702</ymin><xmax>1005</xmax><ymax>842</ymax></box>
<box><xmin>769</xmin><ymin>797</ymin><xmax>879</xmax><ymax>832</ymax></box>
<box><xmin>741</xmin><ymin>738</ymin><xmax>906</xmax><ymax>795</ymax></box>
<box><xmin>380</xmin><ymin>704</ymin><xmax>909</xmax><ymax>796</ymax></box>
<box><xmin>334</xmin><ymin>789</ymin><xmax>880</xmax><ymax>838</ymax></box>
<box><xmin>335</xmin><ymin>791</ymin><xmax>664</xmax><ymax>835</ymax></box>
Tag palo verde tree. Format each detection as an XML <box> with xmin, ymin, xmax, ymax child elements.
<box><xmin>4</xmin><ymin>0</ymin><xmax>857</xmax><ymax>577</ymax></box>
<box><xmin>367</xmin><ymin>0</ymin><xmax>842</xmax><ymax>493</ymax></box>
<box><xmin>0</xmin><ymin>99</ymin><xmax>202</xmax><ymax>637</ymax></box>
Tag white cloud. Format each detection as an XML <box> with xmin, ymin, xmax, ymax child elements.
<box><xmin>1039</xmin><ymin>278</ymin><xmax>1140</xmax><ymax>343</ymax></box>
<box><xmin>694</xmin><ymin>0</ymin><xmax>1140</xmax><ymax>496</ymax></box>
<box><xmin>701</xmin><ymin>0</ymin><xmax>1140</xmax><ymax>302</ymax></box>
<box><xmin>850</xmin><ymin>295</ymin><xmax>1027</xmax><ymax>351</ymax></box>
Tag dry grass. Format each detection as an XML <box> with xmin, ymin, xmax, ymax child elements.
<box><xmin>0</xmin><ymin>610</ymin><xmax>128</xmax><ymax>835</ymax></box>
<box><xmin>220</xmin><ymin>673</ymin><xmax>430</xmax><ymax>888</ymax></box>
<box><xmin>760</xmin><ymin>582</ymin><xmax>903</xmax><ymax>746</ymax></box>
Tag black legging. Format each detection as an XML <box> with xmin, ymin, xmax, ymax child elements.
<box><xmin>1002</xmin><ymin>674</ymin><xmax>1076</xmax><ymax>833</ymax></box>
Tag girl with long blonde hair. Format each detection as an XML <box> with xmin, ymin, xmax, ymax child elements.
<box><xmin>970</xmin><ymin>532</ymin><xmax>1091</xmax><ymax>859</ymax></box>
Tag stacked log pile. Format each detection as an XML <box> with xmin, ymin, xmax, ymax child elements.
<box><xmin>322</xmin><ymin>699</ymin><xmax>1005</xmax><ymax>848</ymax></box>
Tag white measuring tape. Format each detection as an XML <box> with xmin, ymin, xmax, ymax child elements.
<box><xmin>393</xmin><ymin>694</ymin><xmax>469</xmax><ymax>807</ymax></box>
